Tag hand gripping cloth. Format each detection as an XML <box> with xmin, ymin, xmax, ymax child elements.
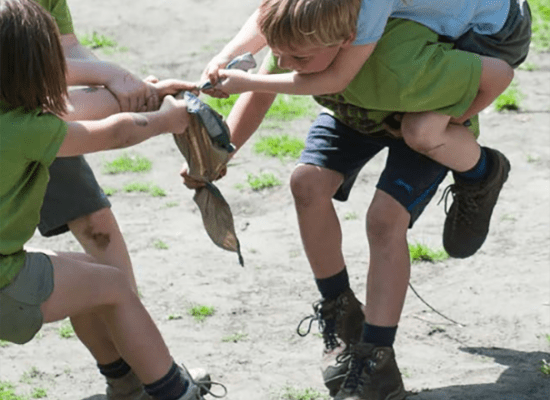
<box><xmin>173</xmin><ymin>91</ymin><xmax>244</xmax><ymax>266</ymax></box>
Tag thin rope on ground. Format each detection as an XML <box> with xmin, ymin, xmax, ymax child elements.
<box><xmin>408</xmin><ymin>282</ymin><xmax>466</xmax><ymax>327</ymax></box>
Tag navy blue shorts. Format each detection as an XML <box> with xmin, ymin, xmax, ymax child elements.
<box><xmin>38</xmin><ymin>156</ymin><xmax>111</xmax><ymax>237</ymax></box>
<box><xmin>299</xmin><ymin>113</ymin><xmax>449</xmax><ymax>227</ymax></box>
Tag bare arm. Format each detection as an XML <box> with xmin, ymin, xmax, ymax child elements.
<box><xmin>216</xmin><ymin>42</ymin><xmax>376</xmax><ymax>96</ymax></box>
<box><xmin>60</xmin><ymin>33</ymin><xmax>155</xmax><ymax>112</ymax></box>
<box><xmin>202</xmin><ymin>9</ymin><xmax>267</xmax><ymax>86</ymax></box>
<box><xmin>62</xmin><ymin>80</ymin><xmax>197</xmax><ymax>122</ymax></box>
<box><xmin>58</xmin><ymin>96</ymin><xmax>189</xmax><ymax>157</ymax></box>
<box><xmin>226</xmin><ymin>63</ymin><xmax>277</xmax><ymax>151</ymax></box>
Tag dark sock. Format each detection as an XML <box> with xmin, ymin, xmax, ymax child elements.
<box><xmin>315</xmin><ymin>267</ymin><xmax>350</xmax><ymax>300</ymax></box>
<box><xmin>455</xmin><ymin>147</ymin><xmax>493</xmax><ymax>183</ymax></box>
<box><xmin>144</xmin><ymin>362</ymin><xmax>189</xmax><ymax>400</ymax></box>
<box><xmin>361</xmin><ymin>322</ymin><xmax>398</xmax><ymax>348</ymax></box>
<box><xmin>97</xmin><ymin>358</ymin><xmax>131</xmax><ymax>379</ymax></box>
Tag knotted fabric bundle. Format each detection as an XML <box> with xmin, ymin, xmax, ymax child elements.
<box><xmin>173</xmin><ymin>91</ymin><xmax>244</xmax><ymax>266</ymax></box>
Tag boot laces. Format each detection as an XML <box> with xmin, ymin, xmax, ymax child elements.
<box><xmin>296</xmin><ymin>300</ymin><xmax>339</xmax><ymax>351</ymax></box>
<box><xmin>340</xmin><ymin>346</ymin><xmax>368</xmax><ymax>392</ymax></box>
<box><xmin>180</xmin><ymin>363</ymin><xmax>227</xmax><ymax>399</ymax></box>
<box><xmin>440</xmin><ymin>183</ymin><xmax>480</xmax><ymax>226</ymax></box>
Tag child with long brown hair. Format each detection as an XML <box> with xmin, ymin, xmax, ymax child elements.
<box><xmin>0</xmin><ymin>1</ymin><xmax>219</xmax><ymax>399</ymax></box>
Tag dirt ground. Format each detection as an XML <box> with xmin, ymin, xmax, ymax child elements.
<box><xmin>1</xmin><ymin>1</ymin><xmax>549</xmax><ymax>399</ymax></box>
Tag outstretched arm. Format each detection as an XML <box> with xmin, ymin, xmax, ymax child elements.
<box><xmin>62</xmin><ymin>79</ymin><xmax>197</xmax><ymax>122</ymax></box>
<box><xmin>58</xmin><ymin>95</ymin><xmax>189</xmax><ymax>157</ymax></box>
<box><xmin>60</xmin><ymin>33</ymin><xmax>156</xmax><ymax>112</ymax></box>
<box><xmin>202</xmin><ymin>9</ymin><xmax>267</xmax><ymax>87</ymax></box>
<box><xmin>215</xmin><ymin>42</ymin><xmax>376</xmax><ymax>96</ymax></box>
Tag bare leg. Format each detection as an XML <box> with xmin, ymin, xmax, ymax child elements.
<box><xmin>67</xmin><ymin>208</ymin><xmax>137</xmax><ymax>365</ymax></box>
<box><xmin>401</xmin><ymin>112</ymin><xmax>481</xmax><ymax>173</ymax></box>
<box><xmin>290</xmin><ymin>164</ymin><xmax>346</xmax><ymax>279</ymax></box>
<box><xmin>40</xmin><ymin>252</ymin><xmax>172</xmax><ymax>384</ymax></box>
<box><xmin>364</xmin><ymin>190</ymin><xmax>411</xmax><ymax>326</ymax></box>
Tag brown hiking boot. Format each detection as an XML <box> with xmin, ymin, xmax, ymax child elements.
<box><xmin>297</xmin><ymin>288</ymin><xmax>364</xmax><ymax>395</ymax></box>
<box><xmin>333</xmin><ymin>342</ymin><xmax>406</xmax><ymax>400</ymax></box>
<box><xmin>109</xmin><ymin>366</ymin><xmax>217</xmax><ymax>400</ymax></box>
<box><xmin>442</xmin><ymin>147</ymin><xmax>511</xmax><ymax>258</ymax></box>
<box><xmin>106</xmin><ymin>370</ymin><xmax>142</xmax><ymax>400</ymax></box>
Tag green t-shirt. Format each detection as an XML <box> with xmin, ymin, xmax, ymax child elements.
<box><xmin>265</xmin><ymin>18</ymin><xmax>482</xmax><ymax>137</ymax></box>
<box><xmin>34</xmin><ymin>0</ymin><xmax>74</xmax><ymax>35</ymax></box>
<box><xmin>0</xmin><ymin>102</ymin><xmax>67</xmax><ymax>288</ymax></box>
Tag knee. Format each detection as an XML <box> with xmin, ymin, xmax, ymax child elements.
<box><xmin>68</xmin><ymin>207</ymin><xmax>113</xmax><ymax>249</ymax></box>
<box><xmin>366</xmin><ymin>198</ymin><xmax>408</xmax><ymax>244</ymax></box>
<box><xmin>290</xmin><ymin>167</ymin><xmax>324</xmax><ymax>208</ymax></box>
<box><xmin>401</xmin><ymin>114</ymin><xmax>439</xmax><ymax>154</ymax></box>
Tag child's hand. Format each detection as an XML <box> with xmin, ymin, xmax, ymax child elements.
<box><xmin>201</xmin><ymin>54</ymin><xmax>233</xmax><ymax>90</ymax></box>
<box><xmin>214</xmin><ymin>69</ymin><xmax>253</xmax><ymax>95</ymax></box>
<box><xmin>159</xmin><ymin>95</ymin><xmax>189</xmax><ymax>134</ymax></box>
<box><xmin>180</xmin><ymin>163</ymin><xmax>228</xmax><ymax>189</ymax></box>
<box><xmin>105</xmin><ymin>71</ymin><xmax>152</xmax><ymax>113</ymax></box>
<box><xmin>153</xmin><ymin>79</ymin><xmax>199</xmax><ymax>99</ymax></box>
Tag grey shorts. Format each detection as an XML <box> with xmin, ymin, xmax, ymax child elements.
<box><xmin>38</xmin><ymin>156</ymin><xmax>111</xmax><ymax>237</ymax></box>
<box><xmin>452</xmin><ymin>0</ymin><xmax>532</xmax><ymax>68</ymax></box>
<box><xmin>0</xmin><ymin>252</ymin><xmax>54</xmax><ymax>344</ymax></box>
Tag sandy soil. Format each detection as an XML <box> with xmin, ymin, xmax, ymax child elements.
<box><xmin>1</xmin><ymin>1</ymin><xmax>549</xmax><ymax>399</ymax></box>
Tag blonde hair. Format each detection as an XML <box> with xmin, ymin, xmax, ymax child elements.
<box><xmin>258</xmin><ymin>0</ymin><xmax>361</xmax><ymax>49</ymax></box>
<box><xmin>0</xmin><ymin>0</ymin><xmax>68</xmax><ymax>114</ymax></box>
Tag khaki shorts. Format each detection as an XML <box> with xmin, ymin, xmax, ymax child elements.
<box><xmin>0</xmin><ymin>252</ymin><xmax>54</xmax><ymax>344</ymax></box>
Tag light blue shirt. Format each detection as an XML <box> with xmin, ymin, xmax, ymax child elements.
<box><xmin>354</xmin><ymin>0</ymin><xmax>511</xmax><ymax>45</ymax></box>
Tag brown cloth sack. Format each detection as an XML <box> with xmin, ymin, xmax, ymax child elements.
<box><xmin>173</xmin><ymin>92</ymin><xmax>243</xmax><ymax>266</ymax></box>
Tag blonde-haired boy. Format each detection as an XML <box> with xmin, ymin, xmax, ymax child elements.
<box><xmin>186</xmin><ymin>1</ymin><xmax>530</xmax><ymax>399</ymax></box>
<box><xmin>203</xmin><ymin>0</ymin><xmax>531</xmax><ymax>260</ymax></box>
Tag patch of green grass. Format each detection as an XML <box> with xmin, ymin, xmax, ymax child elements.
<box><xmin>0</xmin><ymin>381</ymin><xmax>25</xmax><ymax>400</ymax></box>
<box><xmin>150</xmin><ymin>186</ymin><xmax>166</xmax><ymax>197</ymax></box>
<box><xmin>102</xmin><ymin>187</ymin><xmax>118</xmax><ymax>196</ymax></box>
<box><xmin>103</xmin><ymin>153</ymin><xmax>152</xmax><ymax>174</ymax></box>
<box><xmin>188</xmin><ymin>305</ymin><xmax>215</xmax><ymax>322</ymax></box>
<box><xmin>123</xmin><ymin>182</ymin><xmax>165</xmax><ymax>197</ymax></box>
<box><xmin>254</xmin><ymin>134</ymin><xmax>305</xmax><ymax>159</ymax></box>
<box><xmin>245</xmin><ymin>173</ymin><xmax>281</xmax><ymax>191</ymax></box>
<box><xmin>518</xmin><ymin>62</ymin><xmax>539</xmax><ymax>71</ymax></box>
<box><xmin>221</xmin><ymin>332</ymin><xmax>248</xmax><ymax>343</ymax></box>
<box><xmin>344</xmin><ymin>211</ymin><xmax>359</xmax><ymax>221</ymax></box>
<box><xmin>409</xmin><ymin>242</ymin><xmax>449</xmax><ymax>263</ymax></box>
<box><xmin>78</xmin><ymin>31</ymin><xmax>117</xmax><ymax>49</ymax></box>
<box><xmin>164</xmin><ymin>201</ymin><xmax>179</xmax><ymax>208</ymax></box>
<box><xmin>204</xmin><ymin>94</ymin><xmax>316</xmax><ymax>120</ymax></box>
<box><xmin>530</xmin><ymin>0</ymin><xmax>550</xmax><ymax>51</ymax></box>
<box><xmin>167</xmin><ymin>314</ymin><xmax>183</xmax><ymax>321</ymax></box>
<box><xmin>0</xmin><ymin>340</ymin><xmax>11</xmax><ymax>348</ymax></box>
<box><xmin>494</xmin><ymin>81</ymin><xmax>524</xmax><ymax>111</ymax></box>
<box><xmin>277</xmin><ymin>386</ymin><xmax>329</xmax><ymax>400</ymax></box>
<box><xmin>267</xmin><ymin>95</ymin><xmax>317</xmax><ymax>120</ymax></box>
<box><xmin>153</xmin><ymin>240</ymin><xmax>169</xmax><ymax>250</ymax></box>
<box><xmin>30</xmin><ymin>388</ymin><xmax>47</xmax><ymax>399</ymax></box>
<box><xmin>541</xmin><ymin>359</ymin><xmax>550</xmax><ymax>375</ymax></box>
<box><xmin>57</xmin><ymin>320</ymin><xmax>75</xmax><ymax>339</ymax></box>
<box><xmin>20</xmin><ymin>367</ymin><xmax>40</xmax><ymax>384</ymax></box>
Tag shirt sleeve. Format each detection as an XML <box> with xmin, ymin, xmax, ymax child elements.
<box><xmin>353</xmin><ymin>0</ymin><xmax>394</xmax><ymax>45</ymax></box>
<box><xmin>44</xmin><ymin>0</ymin><xmax>74</xmax><ymax>35</ymax></box>
<box><xmin>21</xmin><ymin>112</ymin><xmax>68</xmax><ymax>165</ymax></box>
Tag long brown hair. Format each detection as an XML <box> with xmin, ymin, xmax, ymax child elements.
<box><xmin>0</xmin><ymin>0</ymin><xmax>68</xmax><ymax>114</ymax></box>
